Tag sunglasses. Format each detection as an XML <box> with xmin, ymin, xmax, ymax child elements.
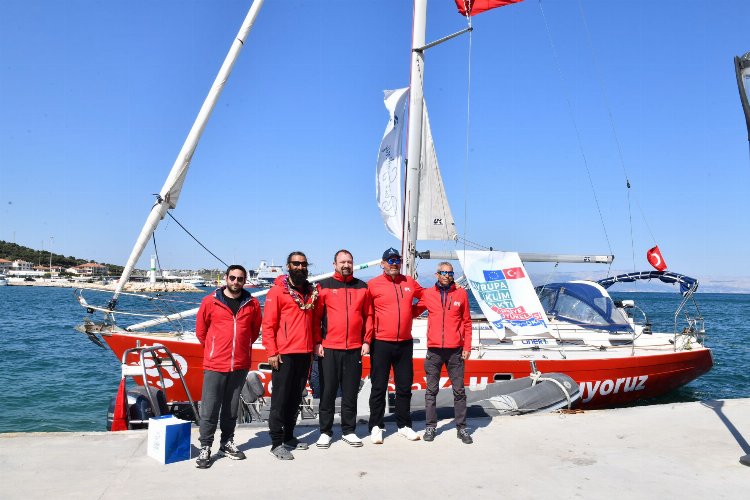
<box><xmin>437</xmin><ymin>271</ymin><xmax>454</xmax><ymax>276</ymax></box>
<box><xmin>228</xmin><ymin>275</ymin><xmax>246</xmax><ymax>282</ymax></box>
<box><xmin>289</xmin><ymin>261</ymin><xmax>308</xmax><ymax>268</ymax></box>
<box><xmin>386</xmin><ymin>257</ymin><xmax>402</xmax><ymax>265</ymax></box>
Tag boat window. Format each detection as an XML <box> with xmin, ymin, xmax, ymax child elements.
<box><xmin>555</xmin><ymin>293</ymin><xmax>609</xmax><ymax>326</ymax></box>
<box><xmin>537</xmin><ymin>282</ymin><xmax>633</xmax><ymax>332</ymax></box>
<box><xmin>537</xmin><ymin>287</ymin><xmax>558</xmax><ymax>312</ymax></box>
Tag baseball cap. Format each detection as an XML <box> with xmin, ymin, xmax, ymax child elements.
<box><xmin>382</xmin><ymin>247</ymin><xmax>401</xmax><ymax>260</ymax></box>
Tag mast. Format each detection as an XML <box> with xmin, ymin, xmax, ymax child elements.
<box><xmin>402</xmin><ymin>0</ymin><xmax>428</xmax><ymax>278</ymax></box>
<box><xmin>109</xmin><ymin>0</ymin><xmax>265</xmax><ymax>307</ymax></box>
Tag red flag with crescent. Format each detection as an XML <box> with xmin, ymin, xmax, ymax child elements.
<box><xmin>455</xmin><ymin>0</ymin><xmax>524</xmax><ymax>17</ymax></box>
<box><xmin>646</xmin><ymin>245</ymin><xmax>667</xmax><ymax>271</ymax></box>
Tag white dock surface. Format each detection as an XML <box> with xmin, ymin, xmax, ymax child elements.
<box><xmin>2</xmin><ymin>399</ymin><xmax>748</xmax><ymax>499</ymax></box>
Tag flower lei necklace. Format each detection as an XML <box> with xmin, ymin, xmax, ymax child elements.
<box><xmin>283</xmin><ymin>275</ymin><xmax>319</xmax><ymax>310</ymax></box>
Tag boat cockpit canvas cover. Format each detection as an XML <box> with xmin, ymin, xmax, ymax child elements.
<box><xmin>596</xmin><ymin>271</ymin><xmax>698</xmax><ymax>296</ymax></box>
<box><xmin>536</xmin><ymin>281</ymin><xmax>632</xmax><ymax>333</ymax></box>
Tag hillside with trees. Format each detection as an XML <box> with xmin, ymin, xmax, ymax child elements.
<box><xmin>0</xmin><ymin>240</ymin><xmax>124</xmax><ymax>275</ymax></box>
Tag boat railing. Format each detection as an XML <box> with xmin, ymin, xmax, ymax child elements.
<box><xmin>120</xmin><ymin>345</ymin><xmax>199</xmax><ymax>424</ymax></box>
<box><xmin>673</xmin><ymin>283</ymin><xmax>705</xmax><ymax>350</ymax></box>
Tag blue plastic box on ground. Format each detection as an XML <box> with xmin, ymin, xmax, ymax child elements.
<box><xmin>147</xmin><ymin>415</ymin><xmax>191</xmax><ymax>464</ymax></box>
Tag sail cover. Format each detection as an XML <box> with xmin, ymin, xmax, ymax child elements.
<box><xmin>376</xmin><ymin>88</ymin><xmax>457</xmax><ymax>241</ymax></box>
<box><xmin>458</xmin><ymin>250</ymin><xmax>549</xmax><ymax>338</ymax></box>
<box><xmin>376</xmin><ymin>88</ymin><xmax>409</xmax><ymax>239</ymax></box>
<box><xmin>734</xmin><ymin>52</ymin><xmax>750</xmax><ymax>141</ymax></box>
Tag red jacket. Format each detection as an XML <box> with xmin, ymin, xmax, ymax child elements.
<box><xmin>368</xmin><ymin>273</ymin><xmax>423</xmax><ymax>342</ymax></box>
<box><xmin>196</xmin><ymin>288</ymin><xmax>262</xmax><ymax>372</ymax></box>
<box><xmin>262</xmin><ymin>275</ymin><xmax>323</xmax><ymax>356</ymax></box>
<box><xmin>415</xmin><ymin>283</ymin><xmax>472</xmax><ymax>350</ymax></box>
<box><xmin>318</xmin><ymin>272</ymin><xmax>372</xmax><ymax>349</ymax></box>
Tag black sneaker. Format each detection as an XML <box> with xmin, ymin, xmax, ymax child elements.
<box><xmin>195</xmin><ymin>446</ymin><xmax>212</xmax><ymax>468</ymax></box>
<box><xmin>457</xmin><ymin>428</ymin><xmax>473</xmax><ymax>444</ymax></box>
<box><xmin>283</xmin><ymin>437</ymin><xmax>309</xmax><ymax>450</ymax></box>
<box><xmin>423</xmin><ymin>427</ymin><xmax>437</xmax><ymax>442</ymax></box>
<box><xmin>218</xmin><ymin>439</ymin><xmax>246</xmax><ymax>460</ymax></box>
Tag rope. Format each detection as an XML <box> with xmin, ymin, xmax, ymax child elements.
<box><xmin>537</xmin><ymin>0</ymin><xmax>613</xmax><ymax>258</ymax></box>
<box><xmin>530</xmin><ymin>372</ymin><xmax>573</xmax><ymax>409</ymax></box>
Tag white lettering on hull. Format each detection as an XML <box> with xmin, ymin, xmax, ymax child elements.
<box><xmin>580</xmin><ymin>375</ymin><xmax>648</xmax><ymax>403</ymax></box>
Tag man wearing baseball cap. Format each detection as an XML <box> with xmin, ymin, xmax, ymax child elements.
<box><xmin>366</xmin><ymin>247</ymin><xmax>423</xmax><ymax>443</ymax></box>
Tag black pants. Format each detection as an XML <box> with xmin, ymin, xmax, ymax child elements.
<box><xmin>268</xmin><ymin>353</ymin><xmax>311</xmax><ymax>448</ymax></box>
<box><xmin>198</xmin><ymin>369</ymin><xmax>248</xmax><ymax>447</ymax></box>
<box><xmin>319</xmin><ymin>347</ymin><xmax>362</xmax><ymax>436</ymax></box>
<box><xmin>368</xmin><ymin>339</ymin><xmax>413</xmax><ymax>430</ymax></box>
<box><xmin>424</xmin><ymin>347</ymin><xmax>467</xmax><ymax>429</ymax></box>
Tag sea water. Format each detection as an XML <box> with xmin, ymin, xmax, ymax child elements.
<box><xmin>0</xmin><ymin>286</ymin><xmax>747</xmax><ymax>433</ymax></box>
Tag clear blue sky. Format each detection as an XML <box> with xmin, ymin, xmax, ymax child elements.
<box><xmin>1</xmin><ymin>0</ymin><xmax>748</xmax><ymax>284</ymax></box>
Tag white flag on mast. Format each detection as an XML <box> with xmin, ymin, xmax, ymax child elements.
<box><xmin>376</xmin><ymin>88</ymin><xmax>409</xmax><ymax>239</ymax></box>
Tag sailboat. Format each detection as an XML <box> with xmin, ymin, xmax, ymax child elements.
<box><xmin>77</xmin><ymin>0</ymin><xmax>711</xmax><ymax>418</ymax></box>
<box><xmin>372</xmin><ymin>0</ymin><xmax>710</xmax><ymax>409</ymax></box>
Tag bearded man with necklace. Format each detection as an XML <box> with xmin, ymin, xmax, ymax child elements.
<box><xmin>262</xmin><ymin>251</ymin><xmax>323</xmax><ymax>460</ymax></box>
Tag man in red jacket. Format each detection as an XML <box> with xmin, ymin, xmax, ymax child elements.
<box><xmin>195</xmin><ymin>265</ymin><xmax>262</xmax><ymax>469</ymax></box>
<box><xmin>414</xmin><ymin>261</ymin><xmax>473</xmax><ymax>444</ymax></box>
<box><xmin>367</xmin><ymin>247</ymin><xmax>423</xmax><ymax>444</ymax></box>
<box><xmin>314</xmin><ymin>249</ymin><xmax>372</xmax><ymax>449</ymax></box>
<box><xmin>262</xmin><ymin>251</ymin><xmax>322</xmax><ymax>460</ymax></box>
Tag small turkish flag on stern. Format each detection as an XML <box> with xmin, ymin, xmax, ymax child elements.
<box><xmin>646</xmin><ymin>245</ymin><xmax>667</xmax><ymax>271</ymax></box>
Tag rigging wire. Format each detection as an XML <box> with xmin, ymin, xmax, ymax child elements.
<box><xmin>537</xmin><ymin>0</ymin><xmax>613</xmax><ymax>261</ymax></box>
<box><xmin>151</xmin><ymin>233</ymin><xmax>162</xmax><ymax>277</ymax></box>
<box><xmin>573</xmin><ymin>0</ymin><xmax>660</xmax><ymax>273</ymax></box>
<box><xmin>461</xmin><ymin>3</ymin><xmax>473</xmax><ymax>263</ymax></box>
<box><xmin>166</xmin><ymin>211</ymin><xmax>229</xmax><ymax>268</ymax></box>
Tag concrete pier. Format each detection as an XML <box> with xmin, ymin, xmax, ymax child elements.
<box><xmin>1</xmin><ymin>399</ymin><xmax>748</xmax><ymax>499</ymax></box>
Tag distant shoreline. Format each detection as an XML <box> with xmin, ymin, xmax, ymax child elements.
<box><xmin>4</xmin><ymin>279</ymin><xmax>207</xmax><ymax>293</ymax></box>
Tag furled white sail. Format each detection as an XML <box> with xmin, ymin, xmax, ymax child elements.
<box><xmin>417</xmin><ymin>103</ymin><xmax>457</xmax><ymax>241</ymax></box>
<box><xmin>376</xmin><ymin>88</ymin><xmax>409</xmax><ymax>239</ymax></box>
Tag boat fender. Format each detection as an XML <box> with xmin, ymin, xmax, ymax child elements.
<box><xmin>241</xmin><ymin>371</ymin><xmax>265</xmax><ymax>404</ymax></box>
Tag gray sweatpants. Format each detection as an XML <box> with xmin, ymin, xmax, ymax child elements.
<box><xmin>198</xmin><ymin>369</ymin><xmax>248</xmax><ymax>448</ymax></box>
<box><xmin>424</xmin><ymin>347</ymin><xmax>466</xmax><ymax>429</ymax></box>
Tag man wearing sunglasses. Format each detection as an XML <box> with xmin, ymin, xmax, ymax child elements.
<box><xmin>195</xmin><ymin>264</ymin><xmax>262</xmax><ymax>468</ymax></box>
<box><xmin>414</xmin><ymin>262</ymin><xmax>473</xmax><ymax>444</ymax></box>
<box><xmin>262</xmin><ymin>251</ymin><xmax>323</xmax><ymax>460</ymax></box>
<box><xmin>366</xmin><ymin>247</ymin><xmax>424</xmax><ymax>443</ymax></box>
<box><xmin>314</xmin><ymin>249</ymin><xmax>372</xmax><ymax>449</ymax></box>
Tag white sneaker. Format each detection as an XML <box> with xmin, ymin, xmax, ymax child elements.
<box><xmin>316</xmin><ymin>433</ymin><xmax>332</xmax><ymax>449</ymax></box>
<box><xmin>342</xmin><ymin>433</ymin><xmax>363</xmax><ymax>447</ymax></box>
<box><xmin>370</xmin><ymin>426</ymin><xmax>384</xmax><ymax>444</ymax></box>
<box><xmin>397</xmin><ymin>426</ymin><xmax>420</xmax><ymax>441</ymax></box>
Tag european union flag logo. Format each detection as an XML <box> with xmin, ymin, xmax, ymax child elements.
<box><xmin>483</xmin><ymin>269</ymin><xmax>505</xmax><ymax>281</ymax></box>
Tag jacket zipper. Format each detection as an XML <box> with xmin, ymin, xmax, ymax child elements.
<box><xmin>392</xmin><ymin>279</ymin><xmax>401</xmax><ymax>341</ymax></box>
<box><xmin>345</xmin><ymin>281</ymin><xmax>350</xmax><ymax>349</ymax></box>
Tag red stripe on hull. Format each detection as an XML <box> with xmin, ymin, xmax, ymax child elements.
<box><xmin>104</xmin><ymin>334</ymin><xmax>712</xmax><ymax>409</ymax></box>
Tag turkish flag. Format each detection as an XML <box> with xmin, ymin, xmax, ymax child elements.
<box><xmin>455</xmin><ymin>0</ymin><xmax>524</xmax><ymax>17</ymax></box>
<box><xmin>646</xmin><ymin>245</ymin><xmax>667</xmax><ymax>272</ymax></box>
<box><xmin>502</xmin><ymin>267</ymin><xmax>526</xmax><ymax>279</ymax></box>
